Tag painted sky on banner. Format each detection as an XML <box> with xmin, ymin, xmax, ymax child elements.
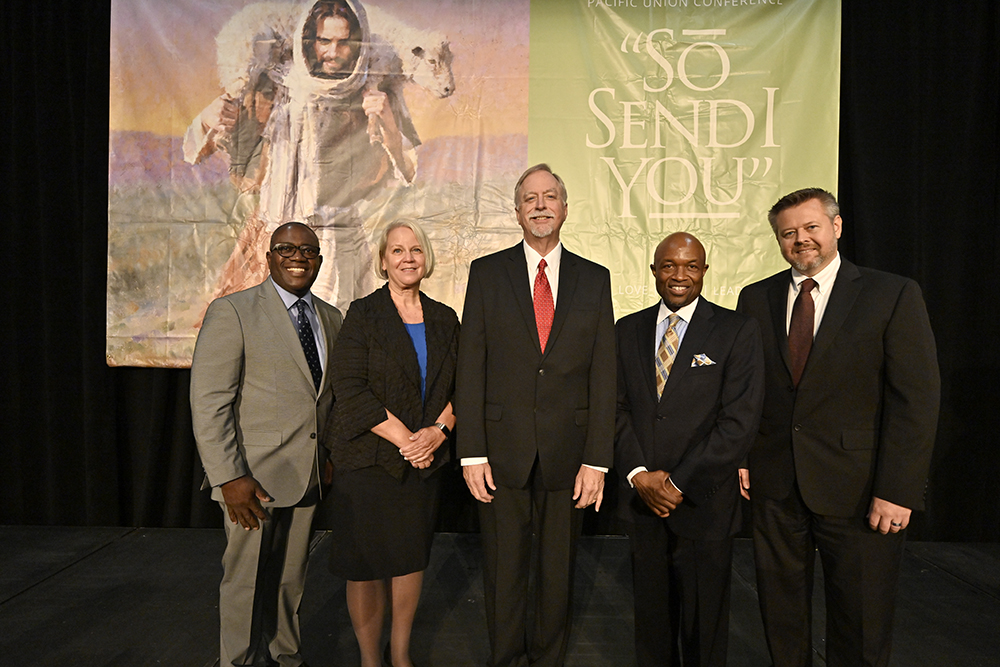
<box><xmin>107</xmin><ymin>0</ymin><xmax>839</xmax><ymax>367</ymax></box>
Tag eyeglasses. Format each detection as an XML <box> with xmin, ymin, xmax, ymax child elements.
<box><xmin>270</xmin><ymin>243</ymin><xmax>320</xmax><ymax>259</ymax></box>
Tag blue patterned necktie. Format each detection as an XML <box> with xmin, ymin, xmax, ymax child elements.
<box><xmin>655</xmin><ymin>314</ymin><xmax>680</xmax><ymax>399</ymax></box>
<box><xmin>294</xmin><ymin>299</ymin><xmax>323</xmax><ymax>391</ymax></box>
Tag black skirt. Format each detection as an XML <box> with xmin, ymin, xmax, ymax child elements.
<box><xmin>327</xmin><ymin>464</ymin><xmax>441</xmax><ymax>581</ymax></box>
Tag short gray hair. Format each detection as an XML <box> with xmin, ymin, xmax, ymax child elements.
<box><xmin>514</xmin><ymin>163</ymin><xmax>568</xmax><ymax>210</ymax></box>
<box><xmin>373</xmin><ymin>219</ymin><xmax>435</xmax><ymax>280</ymax></box>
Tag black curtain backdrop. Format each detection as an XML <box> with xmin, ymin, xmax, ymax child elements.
<box><xmin>2</xmin><ymin>1</ymin><xmax>998</xmax><ymax>539</ymax></box>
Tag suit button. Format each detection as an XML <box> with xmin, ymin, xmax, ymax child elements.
<box><xmin>310</xmin><ymin>433</ymin><xmax>317</xmax><ymax>439</ymax></box>
<box><xmin>656</xmin><ymin>415</ymin><xmax>665</xmax><ymax>420</ymax></box>
<box><xmin>538</xmin><ymin>369</ymin><xmax>545</xmax><ymax>376</ymax></box>
<box><xmin>793</xmin><ymin>424</ymin><xmax>802</xmax><ymax>432</ymax></box>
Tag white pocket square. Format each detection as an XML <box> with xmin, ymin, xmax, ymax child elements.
<box><xmin>691</xmin><ymin>353</ymin><xmax>716</xmax><ymax>367</ymax></box>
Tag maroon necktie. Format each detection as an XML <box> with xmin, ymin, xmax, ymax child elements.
<box><xmin>788</xmin><ymin>278</ymin><xmax>817</xmax><ymax>387</ymax></box>
<box><xmin>534</xmin><ymin>259</ymin><xmax>554</xmax><ymax>352</ymax></box>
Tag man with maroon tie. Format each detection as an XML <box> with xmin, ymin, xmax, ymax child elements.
<box><xmin>737</xmin><ymin>188</ymin><xmax>939</xmax><ymax>667</ymax></box>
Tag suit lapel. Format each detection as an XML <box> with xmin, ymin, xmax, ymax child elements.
<box><xmin>422</xmin><ymin>293</ymin><xmax>449</xmax><ymax>401</ymax></box>
<box><xmin>546</xmin><ymin>251</ymin><xmax>579</xmax><ymax>357</ymax></box>
<box><xmin>767</xmin><ymin>271</ymin><xmax>792</xmax><ymax>377</ymax></box>
<box><xmin>658</xmin><ymin>299</ymin><xmax>715</xmax><ymax>406</ymax></box>
<box><xmin>504</xmin><ymin>246</ymin><xmax>541</xmax><ymax>354</ymax></box>
<box><xmin>259</xmin><ymin>281</ymin><xmax>315</xmax><ymax>394</ymax></box>
<box><xmin>315</xmin><ymin>299</ymin><xmax>338</xmax><ymax>396</ymax></box>
<box><xmin>804</xmin><ymin>260</ymin><xmax>862</xmax><ymax>380</ymax></box>
<box><xmin>634</xmin><ymin>305</ymin><xmax>660</xmax><ymax>400</ymax></box>
<box><xmin>369</xmin><ymin>286</ymin><xmax>423</xmax><ymax>397</ymax></box>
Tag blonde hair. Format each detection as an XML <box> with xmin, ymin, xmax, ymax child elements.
<box><xmin>374</xmin><ymin>219</ymin><xmax>435</xmax><ymax>280</ymax></box>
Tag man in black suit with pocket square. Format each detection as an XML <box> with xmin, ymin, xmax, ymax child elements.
<box><xmin>456</xmin><ymin>163</ymin><xmax>616</xmax><ymax>667</ymax></box>
<box><xmin>615</xmin><ymin>232</ymin><xmax>765</xmax><ymax>667</ymax></box>
<box><xmin>736</xmin><ymin>188</ymin><xmax>940</xmax><ymax>667</ymax></box>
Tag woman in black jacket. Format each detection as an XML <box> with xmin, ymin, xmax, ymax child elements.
<box><xmin>325</xmin><ymin>219</ymin><xmax>459</xmax><ymax>667</ymax></box>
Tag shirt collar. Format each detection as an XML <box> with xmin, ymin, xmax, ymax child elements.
<box><xmin>523</xmin><ymin>240</ymin><xmax>563</xmax><ymax>273</ymax></box>
<box><xmin>270</xmin><ymin>277</ymin><xmax>314</xmax><ymax>312</ymax></box>
<box><xmin>657</xmin><ymin>296</ymin><xmax>700</xmax><ymax>325</ymax></box>
<box><xmin>791</xmin><ymin>251</ymin><xmax>841</xmax><ymax>293</ymax></box>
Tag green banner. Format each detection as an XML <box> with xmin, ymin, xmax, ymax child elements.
<box><xmin>528</xmin><ymin>0</ymin><xmax>841</xmax><ymax>314</ymax></box>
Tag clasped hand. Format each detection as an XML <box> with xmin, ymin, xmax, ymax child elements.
<box><xmin>362</xmin><ymin>90</ymin><xmax>400</xmax><ymax>146</ymax></box>
<box><xmin>399</xmin><ymin>426</ymin><xmax>445</xmax><ymax>469</ymax></box>
<box><xmin>633</xmin><ymin>470</ymin><xmax>683</xmax><ymax>518</ymax></box>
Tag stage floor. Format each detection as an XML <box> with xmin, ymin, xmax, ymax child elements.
<box><xmin>0</xmin><ymin>527</ymin><xmax>997</xmax><ymax>666</ymax></box>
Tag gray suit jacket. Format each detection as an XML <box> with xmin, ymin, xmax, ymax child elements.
<box><xmin>190</xmin><ymin>279</ymin><xmax>343</xmax><ymax>507</ymax></box>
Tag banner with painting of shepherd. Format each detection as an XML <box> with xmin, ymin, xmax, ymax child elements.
<box><xmin>107</xmin><ymin>0</ymin><xmax>839</xmax><ymax>367</ymax></box>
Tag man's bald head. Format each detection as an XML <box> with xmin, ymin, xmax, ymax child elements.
<box><xmin>651</xmin><ymin>232</ymin><xmax>708</xmax><ymax>311</ymax></box>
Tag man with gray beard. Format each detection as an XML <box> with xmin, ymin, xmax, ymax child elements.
<box><xmin>456</xmin><ymin>164</ymin><xmax>616</xmax><ymax>667</ymax></box>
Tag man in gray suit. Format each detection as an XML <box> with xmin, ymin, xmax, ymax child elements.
<box><xmin>191</xmin><ymin>221</ymin><xmax>342</xmax><ymax>667</ymax></box>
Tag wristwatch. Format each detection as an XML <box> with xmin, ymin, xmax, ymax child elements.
<box><xmin>434</xmin><ymin>422</ymin><xmax>452</xmax><ymax>438</ymax></box>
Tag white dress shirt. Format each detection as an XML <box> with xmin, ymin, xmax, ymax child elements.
<box><xmin>785</xmin><ymin>252</ymin><xmax>842</xmax><ymax>336</ymax></box>
<box><xmin>523</xmin><ymin>239</ymin><xmax>562</xmax><ymax>307</ymax></box>
<box><xmin>270</xmin><ymin>277</ymin><xmax>326</xmax><ymax>372</ymax></box>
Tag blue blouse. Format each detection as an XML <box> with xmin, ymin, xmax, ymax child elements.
<box><xmin>403</xmin><ymin>322</ymin><xmax>427</xmax><ymax>401</ymax></box>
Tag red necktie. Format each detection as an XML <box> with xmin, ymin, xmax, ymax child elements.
<box><xmin>534</xmin><ymin>259</ymin><xmax>554</xmax><ymax>352</ymax></box>
<box><xmin>788</xmin><ymin>278</ymin><xmax>817</xmax><ymax>387</ymax></box>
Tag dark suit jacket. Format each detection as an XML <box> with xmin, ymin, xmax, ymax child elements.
<box><xmin>615</xmin><ymin>298</ymin><xmax>764</xmax><ymax>540</ymax></box>
<box><xmin>191</xmin><ymin>279</ymin><xmax>343</xmax><ymax>506</ymax></box>
<box><xmin>736</xmin><ymin>258</ymin><xmax>939</xmax><ymax>517</ymax></box>
<box><xmin>455</xmin><ymin>244</ymin><xmax>616</xmax><ymax>491</ymax></box>
<box><xmin>325</xmin><ymin>284</ymin><xmax>460</xmax><ymax>481</ymax></box>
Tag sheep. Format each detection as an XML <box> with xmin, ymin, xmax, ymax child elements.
<box><xmin>214</xmin><ymin>2</ymin><xmax>298</xmax><ymax>98</ymax></box>
<box><xmin>364</xmin><ymin>4</ymin><xmax>455</xmax><ymax>99</ymax></box>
